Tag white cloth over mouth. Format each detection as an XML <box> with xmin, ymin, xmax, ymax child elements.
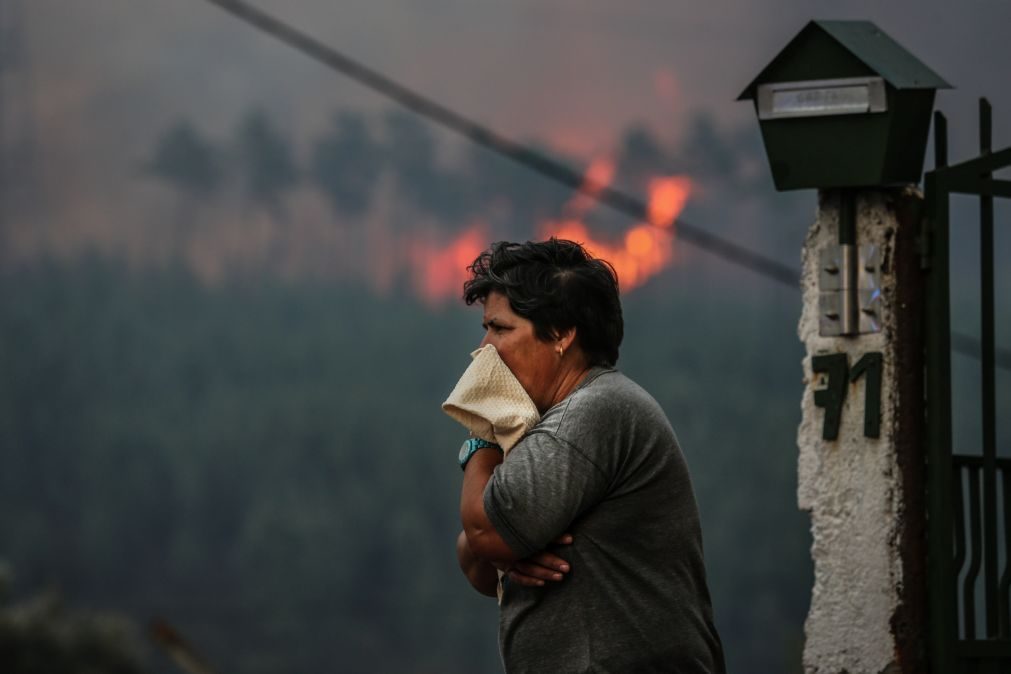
<box><xmin>441</xmin><ymin>344</ymin><xmax>540</xmax><ymax>454</ymax></box>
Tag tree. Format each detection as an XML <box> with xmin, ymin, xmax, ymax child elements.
<box><xmin>310</xmin><ymin>112</ymin><xmax>383</xmax><ymax>217</ymax></box>
<box><xmin>148</xmin><ymin>121</ymin><xmax>223</xmax><ymax>199</ymax></box>
<box><xmin>234</xmin><ymin>110</ymin><xmax>298</xmax><ymax>216</ymax></box>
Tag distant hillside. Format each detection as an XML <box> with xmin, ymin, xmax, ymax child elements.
<box><xmin>0</xmin><ymin>257</ymin><xmax>811</xmax><ymax>673</ymax></box>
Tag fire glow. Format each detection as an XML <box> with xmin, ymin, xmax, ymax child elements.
<box><xmin>540</xmin><ymin>162</ymin><xmax>692</xmax><ymax>291</ymax></box>
<box><xmin>408</xmin><ymin>225</ymin><xmax>488</xmax><ymax>306</ymax></box>
<box><xmin>407</xmin><ymin>159</ymin><xmax>692</xmax><ymax>303</ymax></box>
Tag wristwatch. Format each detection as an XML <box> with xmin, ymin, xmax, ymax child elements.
<box><xmin>459</xmin><ymin>437</ymin><xmax>502</xmax><ymax>471</ymax></box>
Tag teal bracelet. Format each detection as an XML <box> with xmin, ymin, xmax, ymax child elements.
<box><xmin>458</xmin><ymin>438</ymin><xmax>502</xmax><ymax>471</ymax></box>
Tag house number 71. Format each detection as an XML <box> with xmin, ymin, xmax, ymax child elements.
<box><xmin>811</xmin><ymin>352</ymin><xmax>883</xmax><ymax>441</ymax></box>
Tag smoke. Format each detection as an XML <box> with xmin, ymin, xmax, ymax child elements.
<box><xmin>8</xmin><ymin>0</ymin><xmax>1007</xmax><ymax>302</ymax></box>
<box><xmin>135</xmin><ymin>106</ymin><xmax>707</xmax><ymax>298</ymax></box>
<box><xmin>4</xmin><ymin>95</ymin><xmax>803</xmax><ymax>300</ymax></box>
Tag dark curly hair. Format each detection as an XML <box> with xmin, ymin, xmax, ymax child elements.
<box><xmin>463</xmin><ymin>239</ymin><xmax>623</xmax><ymax>367</ymax></box>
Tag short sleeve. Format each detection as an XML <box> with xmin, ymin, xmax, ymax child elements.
<box><xmin>483</xmin><ymin>429</ymin><xmax>610</xmax><ymax>558</ymax></box>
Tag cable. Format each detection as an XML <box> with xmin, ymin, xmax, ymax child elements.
<box><xmin>201</xmin><ymin>0</ymin><xmax>1009</xmax><ymax>369</ymax></box>
<box><xmin>201</xmin><ymin>0</ymin><xmax>799</xmax><ymax>288</ymax></box>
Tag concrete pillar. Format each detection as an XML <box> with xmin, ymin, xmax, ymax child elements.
<box><xmin>797</xmin><ymin>188</ymin><xmax>927</xmax><ymax>673</ymax></box>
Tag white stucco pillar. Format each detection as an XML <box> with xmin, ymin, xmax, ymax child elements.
<box><xmin>797</xmin><ymin>188</ymin><xmax>927</xmax><ymax>674</ymax></box>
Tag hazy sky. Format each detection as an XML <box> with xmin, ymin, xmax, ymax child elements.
<box><xmin>6</xmin><ymin>0</ymin><xmax>1010</xmax><ymax>272</ymax></box>
<box><xmin>17</xmin><ymin>0</ymin><xmax>1011</xmax><ymax>153</ymax></box>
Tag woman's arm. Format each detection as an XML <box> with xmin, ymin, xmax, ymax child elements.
<box><xmin>460</xmin><ymin>447</ymin><xmax>518</xmax><ymax>562</ymax></box>
<box><xmin>456</xmin><ymin>530</ymin><xmax>499</xmax><ymax>597</ymax></box>
<box><xmin>457</xmin><ymin>529</ymin><xmax>575</xmax><ymax>597</ymax></box>
<box><xmin>459</xmin><ymin>448</ymin><xmax>574</xmax><ymax>592</ymax></box>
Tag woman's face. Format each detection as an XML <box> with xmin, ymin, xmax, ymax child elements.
<box><xmin>479</xmin><ymin>291</ymin><xmax>562</xmax><ymax>412</ymax></box>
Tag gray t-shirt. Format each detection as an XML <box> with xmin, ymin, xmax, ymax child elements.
<box><xmin>484</xmin><ymin>368</ymin><xmax>725</xmax><ymax>673</ymax></box>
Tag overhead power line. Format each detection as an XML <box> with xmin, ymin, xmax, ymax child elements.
<box><xmin>202</xmin><ymin>0</ymin><xmax>800</xmax><ymax>288</ymax></box>
<box><xmin>201</xmin><ymin>0</ymin><xmax>1009</xmax><ymax>370</ymax></box>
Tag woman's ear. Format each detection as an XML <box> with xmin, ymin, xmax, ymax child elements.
<box><xmin>557</xmin><ymin>326</ymin><xmax>577</xmax><ymax>354</ymax></box>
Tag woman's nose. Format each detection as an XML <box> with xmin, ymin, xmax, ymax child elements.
<box><xmin>478</xmin><ymin>332</ymin><xmax>491</xmax><ymax>348</ymax></box>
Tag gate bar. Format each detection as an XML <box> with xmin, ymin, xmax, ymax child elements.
<box><xmin>926</xmin><ymin>109</ymin><xmax>957</xmax><ymax>672</ymax></box>
<box><xmin>1001</xmin><ymin>468</ymin><xmax>1011</xmax><ymax>638</ymax></box>
<box><xmin>966</xmin><ymin>467</ymin><xmax>982</xmax><ymax>637</ymax></box>
<box><xmin>979</xmin><ymin>97</ymin><xmax>998</xmax><ymax>638</ymax></box>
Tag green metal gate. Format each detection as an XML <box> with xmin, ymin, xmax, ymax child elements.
<box><xmin>925</xmin><ymin>99</ymin><xmax>1011</xmax><ymax>673</ymax></box>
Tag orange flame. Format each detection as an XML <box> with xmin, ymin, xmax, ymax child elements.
<box><xmin>403</xmin><ymin>160</ymin><xmax>693</xmax><ymax>304</ymax></box>
<box><xmin>541</xmin><ymin>219</ymin><xmax>674</xmax><ymax>291</ymax></box>
<box><xmin>565</xmin><ymin>157</ymin><xmax>617</xmax><ymax>218</ymax></box>
<box><xmin>540</xmin><ymin>158</ymin><xmax>691</xmax><ymax>291</ymax></box>
<box><xmin>408</xmin><ymin>225</ymin><xmax>487</xmax><ymax>306</ymax></box>
<box><xmin>647</xmin><ymin>176</ymin><xmax>691</xmax><ymax>228</ymax></box>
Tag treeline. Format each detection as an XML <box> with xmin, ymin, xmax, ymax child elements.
<box><xmin>0</xmin><ymin>257</ymin><xmax>810</xmax><ymax>673</ymax></box>
<box><xmin>144</xmin><ymin>106</ymin><xmax>809</xmax><ymax>252</ymax></box>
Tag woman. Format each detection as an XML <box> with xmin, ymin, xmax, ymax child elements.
<box><xmin>455</xmin><ymin>239</ymin><xmax>725</xmax><ymax>673</ymax></box>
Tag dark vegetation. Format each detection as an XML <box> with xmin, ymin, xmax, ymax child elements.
<box><xmin>0</xmin><ymin>257</ymin><xmax>811</xmax><ymax>673</ymax></box>
<box><xmin>0</xmin><ymin>565</ymin><xmax>145</xmax><ymax>674</ymax></box>
<box><xmin>0</xmin><ymin>105</ymin><xmax>820</xmax><ymax>673</ymax></box>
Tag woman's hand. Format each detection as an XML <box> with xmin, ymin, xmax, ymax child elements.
<box><xmin>497</xmin><ymin>534</ymin><xmax>573</xmax><ymax>588</ymax></box>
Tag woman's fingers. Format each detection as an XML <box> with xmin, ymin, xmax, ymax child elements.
<box><xmin>504</xmin><ymin>535</ymin><xmax>574</xmax><ymax>587</ymax></box>
<box><xmin>506</xmin><ymin>567</ymin><xmax>558</xmax><ymax>587</ymax></box>
<box><xmin>528</xmin><ymin>551</ymin><xmax>571</xmax><ymax>574</ymax></box>
<box><xmin>506</xmin><ymin>550</ymin><xmax>571</xmax><ymax>587</ymax></box>
<box><xmin>511</xmin><ymin>560</ymin><xmax>565</xmax><ymax>581</ymax></box>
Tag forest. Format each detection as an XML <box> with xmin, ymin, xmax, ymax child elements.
<box><xmin>3</xmin><ymin>102</ymin><xmax>827</xmax><ymax>673</ymax></box>
<box><xmin>0</xmin><ymin>255</ymin><xmax>814</xmax><ymax>673</ymax></box>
